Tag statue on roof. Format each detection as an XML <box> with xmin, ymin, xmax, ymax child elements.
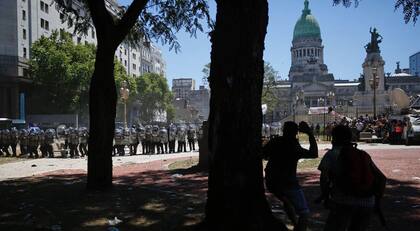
<box><xmin>364</xmin><ymin>27</ymin><xmax>382</xmax><ymax>53</ymax></box>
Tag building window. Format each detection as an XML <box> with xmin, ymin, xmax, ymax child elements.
<box><xmin>133</xmin><ymin>64</ymin><xmax>136</xmax><ymax>70</ymax></box>
<box><xmin>22</xmin><ymin>10</ymin><xmax>26</xmax><ymax>21</ymax></box>
<box><xmin>77</xmin><ymin>37</ymin><xmax>81</xmax><ymax>44</ymax></box>
<box><xmin>23</xmin><ymin>47</ymin><xmax>27</xmax><ymax>58</ymax></box>
<box><xmin>60</xmin><ymin>13</ymin><xmax>65</xmax><ymax>22</ymax></box>
<box><xmin>40</xmin><ymin>1</ymin><xmax>49</xmax><ymax>13</ymax></box>
<box><xmin>91</xmin><ymin>29</ymin><xmax>95</xmax><ymax>39</ymax></box>
<box><xmin>40</xmin><ymin>18</ymin><xmax>49</xmax><ymax>30</ymax></box>
<box><xmin>23</xmin><ymin>29</ymin><xmax>26</xmax><ymax>40</ymax></box>
<box><xmin>124</xmin><ymin>60</ymin><xmax>127</xmax><ymax>66</ymax></box>
<box><xmin>133</xmin><ymin>53</ymin><xmax>136</xmax><ymax>59</ymax></box>
<box><xmin>84</xmin><ymin>41</ymin><xmax>88</xmax><ymax>45</ymax></box>
<box><xmin>124</xmin><ymin>49</ymin><xmax>127</xmax><ymax>55</ymax></box>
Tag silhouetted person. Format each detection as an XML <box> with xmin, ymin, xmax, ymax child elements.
<box><xmin>264</xmin><ymin>121</ymin><xmax>318</xmax><ymax>231</ymax></box>
<box><xmin>317</xmin><ymin>125</ymin><xmax>386</xmax><ymax>231</ymax></box>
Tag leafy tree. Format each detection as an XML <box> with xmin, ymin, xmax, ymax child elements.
<box><xmin>54</xmin><ymin>0</ymin><xmax>212</xmax><ymax>190</ymax></box>
<box><xmin>261</xmin><ymin>62</ymin><xmax>280</xmax><ymax>115</ymax></box>
<box><xmin>29</xmin><ymin>30</ymin><xmax>95</xmax><ymax>115</ymax></box>
<box><xmin>135</xmin><ymin>73</ymin><xmax>174</xmax><ymax>123</ymax></box>
<box><xmin>333</xmin><ymin>0</ymin><xmax>419</xmax><ymax>23</ymax></box>
<box><xmin>202</xmin><ymin>62</ymin><xmax>210</xmax><ymax>87</ymax></box>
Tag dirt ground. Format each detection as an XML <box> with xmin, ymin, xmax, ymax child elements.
<box><xmin>0</xmin><ymin>148</ymin><xmax>419</xmax><ymax>231</ymax></box>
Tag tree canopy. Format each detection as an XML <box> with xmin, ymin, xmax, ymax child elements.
<box><xmin>54</xmin><ymin>0</ymin><xmax>213</xmax><ymax>51</ymax></box>
<box><xmin>261</xmin><ymin>62</ymin><xmax>280</xmax><ymax>115</ymax></box>
<box><xmin>29</xmin><ymin>30</ymin><xmax>136</xmax><ymax>115</ymax></box>
<box><xmin>333</xmin><ymin>0</ymin><xmax>419</xmax><ymax>23</ymax></box>
<box><xmin>135</xmin><ymin>72</ymin><xmax>174</xmax><ymax>123</ymax></box>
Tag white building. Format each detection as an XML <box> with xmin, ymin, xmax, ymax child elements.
<box><xmin>0</xmin><ymin>0</ymin><xmax>166</xmax><ymax>119</ymax></box>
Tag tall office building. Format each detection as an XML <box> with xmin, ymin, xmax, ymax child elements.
<box><xmin>0</xmin><ymin>0</ymin><xmax>166</xmax><ymax>119</ymax></box>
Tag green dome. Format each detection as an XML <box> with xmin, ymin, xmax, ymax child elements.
<box><xmin>293</xmin><ymin>0</ymin><xmax>321</xmax><ymax>40</ymax></box>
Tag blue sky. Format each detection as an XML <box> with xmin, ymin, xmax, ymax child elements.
<box><xmin>119</xmin><ymin>0</ymin><xmax>420</xmax><ymax>88</ymax></box>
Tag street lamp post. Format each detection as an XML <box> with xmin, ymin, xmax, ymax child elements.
<box><xmin>369</xmin><ymin>66</ymin><xmax>379</xmax><ymax>119</ymax></box>
<box><xmin>318</xmin><ymin>97</ymin><xmax>325</xmax><ymax>136</ymax></box>
<box><xmin>120</xmin><ymin>81</ymin><xmax>130</xmax><ymax>128</ymax></box>
<box><xmin>326</xmin><ymin>91</ymin><xmax>335</xmax><ymax>121</ymax></box>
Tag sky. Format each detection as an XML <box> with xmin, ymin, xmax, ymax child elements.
<box><xmin>119</xmin><ymin>0</ymin><xmax>420</xmax><ymax>88</ymax></box>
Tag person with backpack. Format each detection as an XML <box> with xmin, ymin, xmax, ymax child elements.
<box><xmin>317</xmin><ymin>125</ymin><xmax>386</xmax><ymax>231</ymax></box>
<box><xmin>263</xmin><ymin>121</ymin><xmax>318</xmax><ymax>231</ymax></box>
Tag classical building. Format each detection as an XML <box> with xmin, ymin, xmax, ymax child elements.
<box><xmin>271</xmin><ymin>0</ymin><xmax>359</xmax><ymax>121</ymax></box>
<box><xmin>0</xmin><ymin>0</ymin><xmax>166</xmax><ymax>119</ymax></box>
<box><xmin>410</xmin><ymin>51</ymin><xmax>420</xmax><ymax>76</ymax></box>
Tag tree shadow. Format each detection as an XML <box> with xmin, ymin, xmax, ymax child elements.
<box><xmin>0</xmin><ymin>167</ymin><xmax>418</xmax><ymax>230</ymax></box>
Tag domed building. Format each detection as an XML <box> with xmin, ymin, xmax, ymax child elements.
<box><xmin>271</xmin><ymin>0</ymin><xmax>360</xmax><ymax>122</ymax></box>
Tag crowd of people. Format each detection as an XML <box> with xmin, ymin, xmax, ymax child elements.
<box><xmin>311</xmin><ymin>114</ymin><xmax>412</xmax><ymax>144</ymax></box>
<box><xmin>0</xmin><ymin>123</ymin><xmax>202</xmax><ymax>158</ymax></box>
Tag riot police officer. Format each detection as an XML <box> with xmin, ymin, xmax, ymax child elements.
<box><xmin>187</xmin><ymin>125</ymin><xmax>197</xmax><ymax>151</ymax></box>
<box><xmin>137</xmin><ymin>125</ymin><xmax>146</xmax><ymax>154</ymax></box>
<box><xmin>129</xmin><ymin>127</ymin><xmax>138</xmax><ymax>155</ymax></box>
<box><xmin>151</xmin><ymin>125</ymin><xmax>160</xmax><ymax>154</ymax></box>
<box><xmin>28</xmin><ymin>129</ymin><xmax>39</xmax><ymax>158</ymax></box>
<box><xmin>158</xmin><ymin>126</ymin><xmax>168</xmax><ymax>154</ymax></box>
<box><xmin>145</xmin><ymin>125</ymin><xmax>153</xmax><ymax>154</ymax></box>
<box><xmin>19</xmin><ymin>129</ymin><xmax>29</xmax><ymax>156</ymax></box>
<box><xmin>44</xmin><ymin>129</ymin><xmax>55</xmax><ymax>158</ymax></box>
<box><xmin>9</xmin><ymin>128</ymin><xmax>19</xmax><ymax>157</ymax></box>
<box><xmin>68</xmin><ymin>127</ymin><xmax>79</xmax><ymax>158</ymax></box>
<box><xmin>114</xmin><ymin>128</ymin><xmax>125</xmax><ymax>156</ymax></box>
<box><xmin>78</xmin><ymin>127</ymin><xmax>88</xmax><ymax>157</ymax></box>
<box><xmin>168</xmin><ymin>124</ymin><xmax>177</xmax><ymax>153</ymax></box>
<box><xmin>177</xmin><ymin>125</ymin><xmax>186</xmax><ymax>153</ymax></box>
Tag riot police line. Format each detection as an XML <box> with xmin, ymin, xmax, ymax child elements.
<box><xmin>0</xmin><ymin>123</ymin><xmax>202</xmax><ymax>158</ymax></box>
<box><xmin>113</xmin><ymin>123</ymin><xmax>202</xmax><ymax>156</ymax></box>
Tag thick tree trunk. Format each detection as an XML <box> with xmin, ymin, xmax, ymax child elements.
<box><xmin>87</xmin><ymin>41</ymin><xmax>117</xmax><ymax>190</ymax></box>
<box><xmin>204</xmin><ymin>0</ymin><xmax>287</xmax><ymax>230</ymax></box>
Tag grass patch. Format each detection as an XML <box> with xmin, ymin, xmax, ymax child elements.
<box><xmin>168</xmin><ymin>157</ymin><xmax>198</xmax><ymax>170</ymax></box>
<box><xmin>297</xmin><ymin>158</ymin><xmax>321</xmax><ymax>170</ymax></box>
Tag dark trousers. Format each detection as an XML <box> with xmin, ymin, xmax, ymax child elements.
<box><xmin>188</xmin><ymin>139</ymin><xmax>195</xmax><ymax>151</ymax></box>
<box><xmin>69</xmin><ymin>144</ymin><xmax>79</xmax><ymax>157</ymax></box>
<box><xmin>130</xmin><ymin>143</ymin><xmax>138</xmax><ymax>155</ymax></box>
<box><xmin>177</xmin><ymin>141</ymin><xmax>186</xmax><ymax>152</ymax></box>
<box><xmin>324</xmin><ymin>203</ymin><xmax>373</xmax><ymax>231</ymax></box>
<box><xmin>168</xmin><ymin>140</ymin><xmax>175</xmax><ymax>153</ymax></box>
<box><xmin>10</xmin><ymin>143</ymin><xmax>17</xmax><ymax>156</ymax></box>
<box><xmin>79</xmin><ymin>143</ymin><xmax>87</xmax><ymax>157</ymax></box>
<box><xmin>46</xmin><ymin>144</ymin><xmax>54</xmax><ymax>158</ymax></box>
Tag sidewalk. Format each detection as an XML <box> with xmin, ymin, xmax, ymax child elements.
<box><xmin>0</xmin><ymin>152</ymin><xmax>198</xmax><ymax>181</ymax></box>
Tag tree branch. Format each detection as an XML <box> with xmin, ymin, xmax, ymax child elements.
<box><xmin>86</xmin><ymin>0</ymin><xmax>115</xmax><ymax>36</ymax></box>
<box><xmin>114</xmin><ymin>0</ymin><xmax>149</xmax><ymax>45</ymax></box>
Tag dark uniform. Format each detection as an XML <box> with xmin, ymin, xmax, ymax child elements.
<box><xmin>168</xmin><ymin>124</ymin><xmax>177</xmax><ymax>153</ymax></box>
<box><xmin>19</xmin><ymin>129</ymin><xmax>29</xmax><ymax>156</ymax></box>
<box><xmin>78</xmin><ymin>128</ymin><xmax>88</xmax><ymax>157</ymax></box>
<box><xmin>187</xmin><ymin>125</ymin><xmax>197</xmax><ymax>151</ymax></box>
<box><xmin>45</xmin><ymin>129</ymin><xmax>55</xmax><ymax>158</ymax></box>
<box><xmin>68</xmin><ymin>128</ymin><xmax>79</xmax><ymax>158</ymax></box>
<box><xmin>177</xmin><ymin>125</ymin><xmax>186</xmax><ymax>153</ymax></box>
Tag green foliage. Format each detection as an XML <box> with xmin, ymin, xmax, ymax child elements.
<box><xmin>135</xmin><ymin>73</ymin><xmax>174</xmax><ymax>123</ymax></box>
<box><xmin>30</xmin><ymin>30</ymin><xmax>95</xmax><ymax>114</ymax></box>
<box><xmin>333</xmin><ymin>0</ymin><xmax>419</xmax><ymax>24</ymax></box>
<box><xmin>29</xmin><ymin>30</ymin><xmax>136</xmax><ymax>115</ymax></box>
<box><xmin>201</xmin><ymin>62</ymin><xmax>210</xmax><ymax>87</ymax></box>
<box><xmin>261</xmin><ymin>62</ymin><xmax>280</xmax><ymax>113</ymax></box>
<box><xmin>54</xmin><ymin>0</ymin><xmax>213</xmax><ymax>51</ymax></box>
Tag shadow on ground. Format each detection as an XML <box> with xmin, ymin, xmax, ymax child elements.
<box><xmin>0</xmin><ymin>166</ymin><xmax>419</xmax><ymax>230</ymax></box>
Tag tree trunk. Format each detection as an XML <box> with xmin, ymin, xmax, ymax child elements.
<box><xmin>87</xmin><ymin>41</ymin><xmax>117</xmax><ymax>190</ymax></box>
<box><xmin>204</xmin><ymin>0</ymin><xmax>287</xmax><ymax>230</ymax></box>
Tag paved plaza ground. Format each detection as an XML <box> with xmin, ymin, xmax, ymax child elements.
<box><xmin>0</xmin><ymin>143</ymin><xmax>419</xmax><ymax>230</ymax></box>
